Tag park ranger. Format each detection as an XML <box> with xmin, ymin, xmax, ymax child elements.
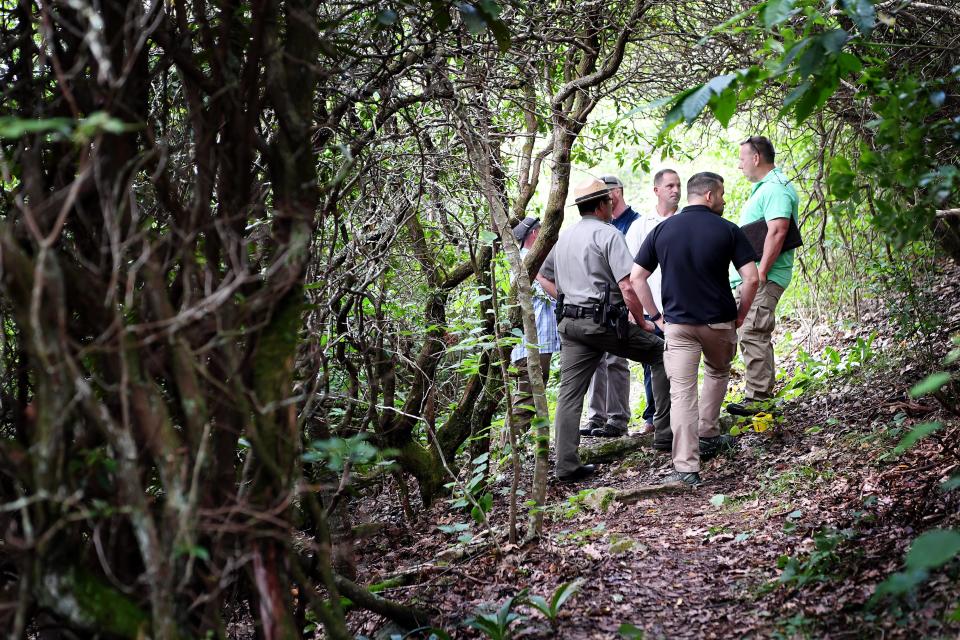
<box><xmin>540</xmin><ymin>177</ymin><xmax>671</xmax><ymax>482</ymax></box>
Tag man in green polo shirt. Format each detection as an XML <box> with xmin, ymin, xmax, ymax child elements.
<box><xmin>728</xmin><ymin>136</ymin><xmax>800</xmax><ymax>415</ymax></box>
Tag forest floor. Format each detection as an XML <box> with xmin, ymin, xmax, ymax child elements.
<box><xmin>347</xmin><ymin>262</ymin><xmax>960</xmax><ymax>640</ymax></box>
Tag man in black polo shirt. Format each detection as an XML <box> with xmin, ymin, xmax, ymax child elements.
<box><xmin>630</xmin><ymin>172</ymin><xmax>760</xmax><ymax>486</ymax></box>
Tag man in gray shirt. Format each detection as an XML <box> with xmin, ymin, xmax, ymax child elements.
<box><xmin>540</xmin><ymin>178</ymin><xmax>671</xmax><ymax>482</ymax></box>
<box><xmin>581</xmin><ymin>175</ymin><xmax>637</xmax><ymax>438</ymax></box>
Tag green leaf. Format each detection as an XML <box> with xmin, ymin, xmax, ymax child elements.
<box><xmin>438</xmin><ymin>522</ymin><xmax>470</xmax><ymax>534</ymax></box>
<box><xmin>682</xmin><ymin>84</ymin><xmax>714</xmax><ymax>124</ymax></box>
<box><xmin>479</xmin><ymin>229</ymin><xmax>498</xmax><ymax>244</ymax></box>
<box><xmin>905</xmin><ymin>529</ymin><xmax>960</xmax><ymax>570</ymax></box>
<box><xmin>550</xmin><ymin>578</ymin><xmax>583</xmax><ymax>613</ymax></box>
<box><xmin>618</xmin><ymin>622</ymin><xmax>645</xmax><ymax>639</ymax></box>
<box><xmin>0</xmin><ymin>116</ymin><xmax>72</xmax><ymax>139</ymax></box>
<box><xmin>892</xmin><ymin>421</ymin><xmax>942</xmax><ymax>455</ymax></box>
<box><xmin>820</xmin><ymin>29</ymin><xmax>849</xmax><ymax>54</ymax></box>
<box><xmin>837</xmin><ymin>52</ymin><xmax>863</xmax><ymax>75</ymax></box>
<box><xmin>941</xmin><ymin>475</ymin><xmax>960</xmax><ymax>492</ymax></box>
<box><xmin>659</xmin><ymin>86</ymin><xmax>698</xmax><ymax>134</ymax></box>
<box><xmin>828</xmin><ymin>155</ymin><xmax>857</xmax><ymax>198</ymax></box>
<box><xmin>871</xmin><ymin>568</ymin><xmax>927</xmax><ymax>600</ymax></box>
<box><xmin>74</xmin><ymin>111</ymin><xmax>136</xmax><ymax>141</ymax></box>
<box><xmin>841</xmin><ymin>0</ymin><xmax>875</xmax><ymax>35</ymax></box>
<box><xmin>458</xmin><ymin>2</ymin><xmax>487</xmax><ymax>35</ymax></box>
<box><xmin>710</xmin><ymin>494</ymin><xmax>727</xmax><ymax>507</ymax></box>
<box><xmin>471</xmin><ymin>492</ymin><xmax>493</xmax><ymax>523</ymax></box>
<box><xmin>782</xmin><ymin>79</ymin><xmax>812</xmax><ymax>109</ymax></box>
<box><xmin>526</xmin><ymin>594</ymin><xmax>550</xmax><ymax>617</ymax></box>
<box><xmin>431</xmin><ymin>0</ymin><xmax>452</xmax><ymax>28</ymax></box>
<box><xmin>910</xmin><ymin>372</ymin><xmax>951</xmax><ymax>397</ymax></box>
<box><xmin>709</xmin><ymin>89</ymin><xmax>738</xmax><ymax>127</ymax></box>
<box><xmin>763</xmin><ymin>0</ymin><xmax>796</xmax><ymax>30</ymax></box>
<box><xmin>488</xmin><ymin>19</ymin><xmax>511</xmax><ymax>51</ymax></box>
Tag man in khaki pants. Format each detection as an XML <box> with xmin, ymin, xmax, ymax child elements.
<box><xmin>727</xmin><ymin>136</ymin><xmax>800</xmax><ymax>415</ymax></box>
<box><xmin>630</xmin><ymin>172</ymin><xmax>759</xmax><ymax>486</ymax></box>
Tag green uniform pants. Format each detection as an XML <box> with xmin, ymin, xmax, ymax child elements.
<box><xmin>554</xmin><ymin>317</ymin><xmax>671</xmax><ymax>477</ymax></box>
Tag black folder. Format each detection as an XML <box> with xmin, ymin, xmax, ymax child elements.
<box><xmin>740</xmin><ymin>215</ymin><xmax>803</xmax><ymax>259</ymax></box>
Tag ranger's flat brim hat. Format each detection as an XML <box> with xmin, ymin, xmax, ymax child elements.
<box><xmin>568</xmin><ymin>177</ymin><xmax>612</xmax><ymax>207</ymax></box>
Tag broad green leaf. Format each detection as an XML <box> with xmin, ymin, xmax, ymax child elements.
<box><xmin>659</xmin><ymin>86</ymin><xmax>698</xmax><ymax>134</ymax></box>
<box><xmin>526</xmin><ymin>594</ymin><xmax>550</xmax><ymax>617</ymax></box>
<box><xmin>941</xmin><ymin>475</ymin><xmax>960</xmax><ymax>492</ymax></box>
<box><xmin>910</xmin><ymin>372</ymin><xmax>951</xmax><ymax>397</ymax></box>
<box><xmin>892</xmin><ymin>421</ymin><xmax>942</xmax><ymax>455</ymax></box>
<box><xmin>837</xmin><ymin>52</ymin><xmax>863</xmax><ymax>75</ymax></box>
<box><xmin>0</xmin><ymin>116</ymin><xmax>72</xmax><ymax>139</ymax></box>
<box><xmin>458</xmin><ymin>2</ymin><xmax>487</xmax><ymax>35</ymax></box>
<box><xmin>841</xmin><ymin>0</ymin><xmax>875</xmax><ymax>35</ymax></box>
<box><xmin>905</xmin><ymin>529</ymin><xmax>960</xmax><ymax>570</ymax></box>
<box><xmin>820</xmin><ymin>29</ymin><xmax>849</xmax><ymax>54</ymax></box>
<box><xmin>763</xmin><ymin>0</ymin><xmax>796</xmax><ymax>30</ymax></box>
<box><xmin>792</xmin><ymin>79</ymin><xmax>822</xmax><ymax>123</ymax></box>
<box><xmin>681</xmin><ymin>84</ymin><xmax>714</xmax><ymax>124</ymax></box>
<box><xmin>551</xmin><ymin>578</ymin><xmax>584</xmax><ymax>611</ymax></box>
<box><xmin>478</xmin><ymin>0</ymin><xmax>502</xmax><ymax>18</ymax></box>
<box><xmin>871</xmin><ymin>567</ymin><xmax>927</xmax><ymax>600</ymax></box>
<box><xmin>489</xmin><ymin>19</ymin><xmax>511</xmax><ymax>52</ymax></box>
<box><xmin>431</xmin><ymin>0</ymin><xmax>452</xmax><ymax>29</ymax></box>
<box><xmin>782</xmin><ymin>80</ymin><xmax>812</xmax><ymax>109</ymax></box>
<box><xmin>74</xmin><ymin>111</ymin><xmax>135</xmax><ymax>140</ymax></box>
<box><xmin>706</xmin><ymin>73</ymin><xmax>738</xmax><ymax>94</ymax></box>
<box><xmin>709</xmin><ymin>89</ymin><xmax>738</xmax><ymax>127</ymax></box>
<box><xmin>797</xmin><ymin>44</ymin><xmax>824</xmax><ymax>78</ymax></box>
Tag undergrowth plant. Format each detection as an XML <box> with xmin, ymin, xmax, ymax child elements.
<box><xmin>465</xmin><ymin>593</ymin><xmax>524</xmax><ymax>640</ymax></box>
<box><xmin>525</xmin><ymin>579</ymin><xmax>584</xmax><ymax>628</ymax></box>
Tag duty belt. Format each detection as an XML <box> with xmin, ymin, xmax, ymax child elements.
<box><xmin>559</xmin><ymin>305</ymin><xmax>596</xmax><ymax>319</ymax></box>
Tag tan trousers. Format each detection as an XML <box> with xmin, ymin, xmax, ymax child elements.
<box><xmin>734</xmin><ymin>281</ymin><xmax>785</xmax><ymax>401</ymax></box>
<box><xmin>663</xmin><ymin>322</ymin><xmax>738</xmax><ymax>473</ymax></box>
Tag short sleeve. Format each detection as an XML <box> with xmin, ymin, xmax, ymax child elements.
<box><xmin>762</xmin><ymin>185</ymin><xmax>795</xmax><ymax>221</ymax></box>
<box><xmin>606</xmin><ymin>232</ymin><xmax>634</xmax><ymax>283</ymax></box>
<box><xmin>634</xmin><ymin>230</ymin><xmax>659</xmax><ymax>272</ymax></box>
<box><xmin>731</xmin><ymin>226</ymin><xmax>759</xmax><ymax>268</ymax></box>
<box><xmin>540</xmin><ymin>246</ymin><xmax>557</xmax><ymax>282</ymax></box>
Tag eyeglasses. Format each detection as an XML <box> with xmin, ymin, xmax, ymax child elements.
<box><xmin>741</xmin><ymin>137</ymin><xmax>764</xmax><ymax>157</ymax></box>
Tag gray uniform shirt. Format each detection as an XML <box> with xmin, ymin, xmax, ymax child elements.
<box><xmin>540</xmin><ymin>215</ymin><xmax>634</xmax><ymax>307</ymax></box>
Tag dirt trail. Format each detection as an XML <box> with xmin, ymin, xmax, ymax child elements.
<box><xmin>351</xmin><ymin>263</ymin><xmax>960</xmax><ymax>639</ymax></box>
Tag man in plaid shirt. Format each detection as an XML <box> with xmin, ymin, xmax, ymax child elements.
<box><xmin>510</xmin><ymin>216</ymin><xmax>561</xmax><ymax>433</ymax></box>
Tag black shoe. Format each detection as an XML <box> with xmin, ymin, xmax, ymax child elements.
<box><xmin>726</xmin><ymin>400</ymin><xmax>766</xmax><ymax>417</ymax></box>
<box><xmin>558</xmin><ymin>464</ymin><xmax>596</xmax><ymax>483</ymax></box>
<box><xmin>591</xmin><ymin>424</ymin><xmax>628</xmax><ymax>438</ymax></box>
<box><xmin>579</xmin><ymin>422</ymin><xmax>603</xmax><ymax>436</ymax></box>
<box><xmin>662</xmin><ymin>471</ymin><xmax>702</xmax><ymax>486</ymax></box>
<box><xmin>700</xmin><ymin>434</ymin><xmax>737</xmax><ymax>461</ymax></box>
